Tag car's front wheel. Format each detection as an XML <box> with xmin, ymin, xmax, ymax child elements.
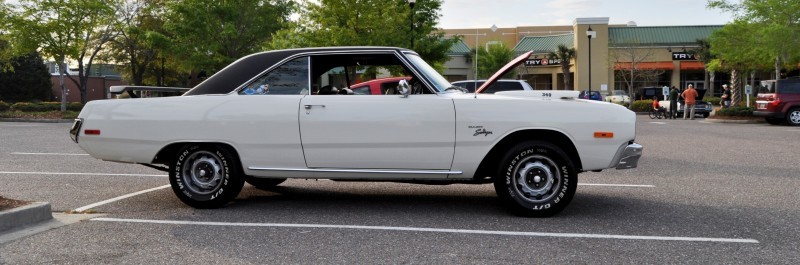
<box><xmin>494</xmin><ymin>141</ymin><xmax>578</xmax><ymax>217</ymax></box>
<box><xmin>169</xmin><ymin>144</ymin><xmax>245</xmax><ymax>208</ymax></box>
<box><xmin>786</xmin><ymin>108</ymin><xmax>800</xmax><ymax>126</ymax></box>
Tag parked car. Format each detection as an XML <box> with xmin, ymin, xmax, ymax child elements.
<box><xmin>71</xmin><ymin>47</ymin><xmax>641</xmax><ymax>217</ymax></box>
<box><xmin>451</xmin><ymin>79</ymin><xmax>533</xmax><ymax>93</ymax></box>
<box><xmin>348</xmin><ymin>76</ymin><xmax>411</xmax><ymax>95</ymax></box>
<box><xmin>658</xmin><ymin>89</ymin><xmax>712</xmax><ymax>118</ymax></box>
<box><xmin>754</xmin><ymin>78</ymin><xmax>800</xmax><ymax>126</ymax></box>
<box><xmin>578</xmin><ymin>90</ymin><xmax>604</xmax><ymax>101</ymax></box>
<box><xmin>606</xmin><ymin>90</ymin><xmax>631</xmax><ymax>105</ymax></box>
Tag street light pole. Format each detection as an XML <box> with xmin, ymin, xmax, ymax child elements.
<box><xmin>407</xmin><ymin>0</ymin><xmax>416</xmax><ymax>49</ymax></box>
<box><xmin>586</xmin><ymin>26</ymin><xmax>596</xmax><ymax>97</ymax></box>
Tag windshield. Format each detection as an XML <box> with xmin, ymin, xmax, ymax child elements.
<box><xmin>406</xmin><ymin>54</ymin><xmax>450</xmax><ymax>92</ymax></box>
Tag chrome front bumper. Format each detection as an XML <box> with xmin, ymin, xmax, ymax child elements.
<box><xmin>615</xmin><ymin>143</ymin><xmax>642</xmax><ymax>169</ymax></box>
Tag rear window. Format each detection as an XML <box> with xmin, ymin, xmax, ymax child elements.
<box><xmin>484</xmin><ymin>82</ymin><xmax>524</xmax><ymax>93</ymax></box>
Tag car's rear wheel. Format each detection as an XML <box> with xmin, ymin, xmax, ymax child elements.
<box><xmin>786</xmin><ymin>108</ymin><xmax>800</xmax><ymax>126</ymax></box>
<box><xmin>765</xmin><ymin>117</ymin><xmax>784</xmax><ymax>125</ymax></box>
<box><xmin>494</xmin><ymin>141</ymin><xmax>577</xmax><ymax>217</ymax></box>
<box><xmin>169</xmin><ymin>144</ymin><xmax>244</xmax><ymax>208</ymax></box>
<box><xmin>245</xmin><ymin>177</ymin><xmax>287</xmax><ymax>190</ymax></box>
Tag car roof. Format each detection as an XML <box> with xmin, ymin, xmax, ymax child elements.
<box><xmin>184</xmin><ymin>47</ymin><xmax>411</xmax><ymax>96</ymax></box>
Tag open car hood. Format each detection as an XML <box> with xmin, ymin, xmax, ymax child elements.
<box><xmin>476</xmin><ymin>51</ymin><xmax>533</xmax><ymax>94</ymax></box>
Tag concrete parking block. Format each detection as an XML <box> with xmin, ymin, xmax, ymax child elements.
<box><xmin>0</xmin><ymin>202</ymin><xmax>53</xmax><ymax>233</ymax></box>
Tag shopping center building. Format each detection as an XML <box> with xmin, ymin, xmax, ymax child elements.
<box><xmin>443</xmin><ymin>17</ymin><xmax>734</xmax><ymax>98</ymax></box>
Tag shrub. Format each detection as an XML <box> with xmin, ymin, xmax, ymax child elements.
<box><xmin>41</xmin><ymin>102</ymin><xmax>61</xmax><ymax>111</ymax></box>
<box><xmin>11</xmin><ymin>102</ymin><xmax>41</xmax><ymax>112</ymax></box>
<box><xmin>704</xmin><ymin>97</ymin><xmax>721</xmax><ymax>106</ymax></box>
<box><xmin>631</xmin><ymin>100</ymin><xmax>653</xmax><ymax>112</ymax></box>
<box><xmin>716</xmin><ymin>106</ymin><xmax>754</xmax><ymax>117</ymax></box>
<box><xmin>0</xmin><ymin>101</ymin><xmax>9</xmax><ymax>112</ymax></box>
<box><xmin>67</xmin><ymin>102</ymin><xmax>83</xmax><ymax>111</ymax></box>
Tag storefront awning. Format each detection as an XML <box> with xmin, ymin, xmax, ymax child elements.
<box><xmin>614</xmin><ymin>62</ymin><xmax>674</xmax><ymax>70</ymax></box>
<box><xmin>679</xmin><ymin>61</ymin><xmax>705</xmax><ymax>70</ymax></box>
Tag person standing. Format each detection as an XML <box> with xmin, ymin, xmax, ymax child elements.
<box><xmin>681</xmin><ymin>84</ymin><xmax>698</xmax><ymax>120</ymax></box>
<box><xmin>721</xmin><ymin>84</ymin><xmax>732</xmax><ymax>108</ymax></box>
<box><xmin>668</xmin><ymin>86</ymin><xmax>679</xmax><ymax>119</ymax></box>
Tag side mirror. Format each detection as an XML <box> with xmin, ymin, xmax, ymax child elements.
<box><xmin>397</xmin><ymin>79</ymin><xmax>410</xmax><ymax>98</ymax></box>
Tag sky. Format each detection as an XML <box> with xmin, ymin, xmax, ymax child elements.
<box><xmin>438</xmin><ymin>0</ymin><xmax>733</xmax><ymax>29</ymax></box>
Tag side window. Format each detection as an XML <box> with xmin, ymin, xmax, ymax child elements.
<box><xmin>239</xmin><ymin>57</ymin><xmax>309</xmax><ymax>95</ymax></box>
<box><xmin>779</xmin><ymin>81</ymin><xmax>800</xmax><ymax>94</ymax></box>
<box><xmin>310</xmin><ymin>53</ymin><xmax>427</xmax><ymax>95</ymax></box>
<box><xmin>351</xmin><ymin>86</ymin><xmax>371</xmax><ymax>95</ymax></box>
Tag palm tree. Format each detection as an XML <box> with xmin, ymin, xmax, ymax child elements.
<box><xmin>548</xmin><ymin>44</ymin><xmax>576</xmax><ymax>90</ymax></box>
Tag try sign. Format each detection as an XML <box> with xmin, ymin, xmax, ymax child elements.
<box><xmin>672</xmin><ymin>52</ymin><xmax>696</xmax><ymax>61</ymax></box>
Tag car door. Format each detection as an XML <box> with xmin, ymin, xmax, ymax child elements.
<box><xmin>299</xmin><ymin>53</ymin><xmax>456</xmax><ymax>170</ymax></box>
<box><xmin>299</xmin><ymin>94</ymin><xmax>455</xmax><ymax>170</ymax></box>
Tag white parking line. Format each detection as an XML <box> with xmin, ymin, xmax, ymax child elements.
<box><xmin>648</xmin><ymin>122</ymin><xmax>666</xmax><ymax>125</ymax></box>
<box><xmin>0</xmin><ymin>171</ymin><xmax>167</xmax><ymax>177</ymax></box>
<box><xmin>73</xmin><ymin>185</ymin><xmax>171</xmax><ymax>212</ymax></box>
<box><xmin>10</xmin><ymin>152</ymin><xmax>89</xmax><ymax>156</ymax></box>
<box><xmin>91</xmin><ymin>217</ymin><xmax>758</xmax><ymax>244</ymax></box>
<box><xmin>579</xmin><ymin>183</ymin><xmax>655</xmax><ymax>188</ymax></box>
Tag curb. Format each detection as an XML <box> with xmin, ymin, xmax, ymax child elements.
<box><xmin>0</xmin><ymin>202</ymin><xmax>53</xmax><ymax>233</ymax></box>
<box><xmin>0</xmin><ymin>118</ymin><xmax>74</xmax><ymax>123</ymax></box>
<box><xmin>705</xmin><ymin>118</ymin><xmax>765</xmax><ymax>124</ymax></box>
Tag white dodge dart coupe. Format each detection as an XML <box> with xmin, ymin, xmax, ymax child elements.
<box><xmin>70</xmin><ymin>47</ymin><xmax>642</xmax><ymax>217</ymax></box>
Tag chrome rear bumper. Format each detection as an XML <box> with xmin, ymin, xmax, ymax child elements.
<box><xmin>615</xmin><ymin>143</ymin><xmax>642</xmax><ymax>169</ymax></box>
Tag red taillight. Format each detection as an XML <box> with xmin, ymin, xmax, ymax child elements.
<box><xmin>84</xmin><ymin>129</ymin><xmax>101</xmax><ymax>135</ymax></box>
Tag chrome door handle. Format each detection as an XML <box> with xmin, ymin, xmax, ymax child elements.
<box><xmin>304</xmin><ymin>104</ymin><xmax>325</xmax><ymax>109</ymax></box>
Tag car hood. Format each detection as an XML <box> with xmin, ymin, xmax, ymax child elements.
<box><xmin>476</xmin><ymin>51</ymin><xmax>533</xmax><ymax>94</ymax></box>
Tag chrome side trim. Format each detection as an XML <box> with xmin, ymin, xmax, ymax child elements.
<box><xmin>248</xmin><ymin>167</ymin><xmax>462</xmax><ymax>175</ymax></box>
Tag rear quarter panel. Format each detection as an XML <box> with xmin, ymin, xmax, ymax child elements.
<box><xmin>77</xmin><ymin>95</ymin><xmax>306</xmax><ymax>171</ymax></box>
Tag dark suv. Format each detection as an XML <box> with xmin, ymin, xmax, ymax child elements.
<box><xmin>755</xmin><ymin>78</ymin><xmax>800</xmax><ymax>126</ymax></box>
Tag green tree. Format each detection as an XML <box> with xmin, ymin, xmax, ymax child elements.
<box><xmin>708</xmin><ymin>21</ymin><xmax>766</xmax><ymax>106</ymax></box>
<box><xmin>269</xmin><ymin>0</ymin><xmax>455</xmax><ymax>68</ymax></box>
<box><xmin>0</xmin><ymin>52</ymin><xmax>53</xmax><ymax>102</ymax></box>
<box><xmin>11</xmin><ymin>0</ymin><xmax>118</xmax><ymax>107</ymax></box>
<box><xmin>163</xmin><ymin>0</ymin><xmax>294</xmax><ymax>83</ymax></box>
<box><xmin>107</xmin><ymin>0</ymin><xmax>171</xmax><ymax>86</ymax></box>
<box><xmin>708</xmin><ymin>0</ymin><xmax>800</xmax><ymax>79</ymax></box>
<box><xmin>548</xmin><ymin>44</ymin><xmax>576</xmax><ymax>90</ymax></box>
<box><xmin>476</xmin><ymin>42</ymin><xmax>515</xmax><ymax>79</ymax></box>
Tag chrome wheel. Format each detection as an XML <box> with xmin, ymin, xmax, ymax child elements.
<box><xmin>789</xmin><ymin>109</ymin><xmax>800</xmax><ymax>125</ymax></box>
<box><xmin>181</xmin><ymin>151</ymin><xmax>224</xmax><ymax>195</ymax></box>
<box><xmin>511</xmin><ymin>155</ymin><xmax>561</xmax><ymax>203</ymax></box>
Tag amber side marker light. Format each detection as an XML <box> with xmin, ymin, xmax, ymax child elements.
<box><xmin>84</xmin><ymin>129</ymin><xmax>101</xmax><ymax>135</ymax></box>
<box><xmin>594</xmin><ymin>132</ymin><xmax>613</xmax><ymax>138</ymax></box>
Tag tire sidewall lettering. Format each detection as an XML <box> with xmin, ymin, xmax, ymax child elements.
<box><xmin>503</xmin><ymin>146</ymin><xmax>572</xmax><ymax>212</ymax></box>
<box><xmin>173</xmin><ymin>146</ymin><xmax>230</xmax><ymax>202</ymax></box>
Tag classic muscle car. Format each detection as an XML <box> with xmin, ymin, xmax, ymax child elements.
<box><xmin>70</xmin><ymin>47</ymin><xmax>642</xmax><ymax>217</ymax></box>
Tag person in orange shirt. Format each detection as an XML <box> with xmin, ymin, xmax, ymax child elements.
<box><xmin>652</xmin><ymin>96</ymin><xmax>666</xmax><ymax>117</ymax></box>
<box><xmin>680</xmin><ymin>84</ymin><xmax>698</xmax><ymax>120</ymax></box>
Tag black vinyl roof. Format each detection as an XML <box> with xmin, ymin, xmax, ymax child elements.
<box><xmin>184</xmin><ymin>47</ymin><xmax>411</xmax><ymax>96</ymax></box>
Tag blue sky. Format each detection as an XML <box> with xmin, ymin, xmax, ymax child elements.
<box><xmin>438</xmin><ymin>0</ymin><xmax>733</xmax><ymax>28</ymax></box>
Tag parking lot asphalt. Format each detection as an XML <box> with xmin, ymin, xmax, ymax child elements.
<box><xmin>1</xmin><ymin>117</ymin><xmax>799</xmax><ymax>264</ymax></box>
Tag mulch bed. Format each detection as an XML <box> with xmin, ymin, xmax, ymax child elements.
<box><xmin>709</xmin><ymin>115</ymin><xmax>762</xmax><ymax>121</ymax></box>
<box><xmin>0</xmin><ymin>196</ymin><xmax>31</xmax><ymax>212</ymax></box>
